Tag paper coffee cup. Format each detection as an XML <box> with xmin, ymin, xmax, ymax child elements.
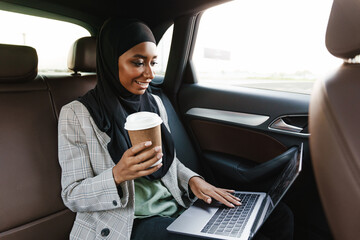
<box><xmin>124</xmin><ymin>112</ymin><xmax>163</xmax><ymax>167</ymax></box>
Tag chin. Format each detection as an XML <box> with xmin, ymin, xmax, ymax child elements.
<box><xmin>132</xmin><ymin>89</ymin><xmax>147</xmax><ymax>95</ymax></box>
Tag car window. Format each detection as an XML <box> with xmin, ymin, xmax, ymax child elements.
<box><xmin>0</xmin><ymin>10</ymin><xmax>90</xmax><ymax>73</ymax></box>
<box><xmin>155</xmin><ymin>25</ymin><xmax>173</xmax><ymax>76</ymax></box>
<box><xmin>192</xmin><ymin>0</ymin><xmax>342</xmax><ymax>94</ymax></box>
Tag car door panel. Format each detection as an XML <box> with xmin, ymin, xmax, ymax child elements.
<box><xmin>190</xmin><ymin>119</ymin><xmax>287</xmax><ymax>163</ymax></box>
<box><xmin>178</xmin><ymin>83</ymin><xmax>309</xmax><ymax>167</ymax></box>
<box><xmin>176</xmin><ymin>82</ymin><xmax>330</xmax><ymax>239</ymax></box>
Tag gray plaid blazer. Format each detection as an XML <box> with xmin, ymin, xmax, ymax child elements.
<box><xmin>58</xmin><ymin>96</ymin><xmax>198</xmax><ymax>240</ymax></box>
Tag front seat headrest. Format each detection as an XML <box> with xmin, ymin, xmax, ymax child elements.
<box><xmin>326</xmin><ymin>0</ymin><xmax>360</xmax><ymax>59</ymax></box>
<box><xmin>67</xmin><ymin>36</ymin><xmax>96</xmax><ymax>74</ymax></box>
<box><xmin>0</xmin><ymin>44</ymin><xmax>38</xmax><ymax>83</ymax></box>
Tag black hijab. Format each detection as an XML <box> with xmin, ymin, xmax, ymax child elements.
<box><xmin>79</xmin><ymin>18</ymin><xmax>174</xmax><ymax>180</ymax></box>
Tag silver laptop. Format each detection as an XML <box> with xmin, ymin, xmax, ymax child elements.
<box><xmin>167</xmin><ymin>144</ymin><xmax>303</xmax><ymax>240</ymax></box>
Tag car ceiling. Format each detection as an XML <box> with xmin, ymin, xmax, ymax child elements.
<box><xmin>0</xmin><ymin>0</ymin><xmax>230</xmax><ymax>36</ymax></box>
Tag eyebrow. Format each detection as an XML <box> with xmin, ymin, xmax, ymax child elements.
<box><xmin>132</xmin><ymin>54</ymin><xmax>157</xmax><ymax>59</ymax></box>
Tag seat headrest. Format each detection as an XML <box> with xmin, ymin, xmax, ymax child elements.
<box><xmin>0</xmin><ymin>44</ymin><xmax>38</xmax><ymax>83</ymax></box>
<box><xmin>67</xmin><ymin>36</ymin><xmax>96</xmax><ymax>73</ymax></box>
<box><xmin>326</xmin><ymin>0</ymin><xmax>360</xmax><ymax>59</ymax></box>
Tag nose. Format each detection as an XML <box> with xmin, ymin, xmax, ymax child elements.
<box><xmin>143</xmin><ymin>64</ymin><xmax>155</xmax><ymax>79</ymax></box>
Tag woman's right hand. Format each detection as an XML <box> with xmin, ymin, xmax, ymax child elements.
<box><xmin>112</xmin><ymin>141</ymin><xmax>163</xmax><ymax>185</ymax></box>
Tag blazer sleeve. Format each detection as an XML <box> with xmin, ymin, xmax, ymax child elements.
<box><xmin>175</xmin><ymin>157</ymin><xmax>200</xmax><ymax>204</ymax></box>
<box><xmin>58</xmin><ymin>104</ymin><xmax>124</xmax><ymax>213</ymax></box>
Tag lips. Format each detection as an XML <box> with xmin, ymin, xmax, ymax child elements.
<box><xmin>135</xmin><ymin>79</ymin><xmax>151</xmax><ymax>89</ymax></box>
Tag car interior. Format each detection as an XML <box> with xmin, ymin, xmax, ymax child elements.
<box><xmin>309</xmin><ymin>0</ymin><xmax>360</xmax><ymax>239</ymax></box>
<box><xmin>0</xmin><ymin>0</ymin><xmax>358</xmax><ymax>239</ymax></box>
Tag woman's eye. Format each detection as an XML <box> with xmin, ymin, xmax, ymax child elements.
<box><xmin>132</xmin><ymin>61</ymin><xmax>144</xmax><ymax>67</ymax></box>
<box><xmin>151</xmin><ymin>61</ymin><xmax>158</xmax><ymax>67</ymax></box>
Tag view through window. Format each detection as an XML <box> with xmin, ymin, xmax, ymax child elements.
<box><xmin>193</xmin><ymin>0</ymin><xmax>342</xmax><ymax>94</ymax></box>
<box><xmin>0</xmin><ymin>10</ymin><xmax>90</xmax><ymax>73</ymax></box>
<box><xmin>156</xmin><ymin>25</ymin><xmax>173</xmax><ymax>76</ymax></box>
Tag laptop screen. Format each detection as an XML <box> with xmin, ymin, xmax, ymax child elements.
<box><xmin>268</xmin><ymin>143</ymin><xmax>302</xmax><ymax>207</ymax></box>
<box><xmin>250</xmin><ymin>143</ymin><xmax>303</xmax><ymax>237</ymax></box>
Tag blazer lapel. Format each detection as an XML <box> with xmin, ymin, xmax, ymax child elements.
<box><xmin>89</xmin><ymin>116</ymin><xmax>111</xmax><ymax>149</ymax></box>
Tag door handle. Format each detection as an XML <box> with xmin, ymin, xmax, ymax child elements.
<box><xmin>269</xmin><ymin>118</ymin><xmax>303</xmax><ymax>133</ymax></box>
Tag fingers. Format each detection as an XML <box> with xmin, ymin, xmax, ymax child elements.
<box><xmin>211</xmin><ymin>191</ymin><xmax>237</xmax><ymax>208</ymax></box>
<box><xmin>188</xmin><ymin>177</ymin><xmax>241</xmax><ymax>208</ymax></box>
<box><xmin>196</xmin><ymin>190</ymin><xmax>213</xmax><ymax>204</ymax></box>
<box><xmin>197</xmin><ymin>189</ymin><xmax>234</xmax><ymax>208</ymax></box>
<box><xmin>137</xmin><ymin>163</ymin><xmax>163</xmax><ymax>177</ymax></box>
<box><xmin>114</xmin><ymin>141</ymin><xmax>163</xmax><ymax>183</ymax></box>
<box><xmin>218</xmin><ymin>188</ymin><xmax>241</xmax><ymax>202</ymax></box>
<box><xmin>133</xmin><ymin>145</ymin><xmax>162</xmax><ymax>165</ymax></box>
<box><xmin>221</xmin><ymin>188</ymin><xmax>236</xmax><ymax>193</ymax></box>
<box><xmin>200</xmin><ymin>188</ymin><xmax>241</xmax><ymax>208</ymax></box>
<box><xmin>134</xmin><ymin>150</ymin><xmax>163</xmax><ymax>171</ymax></box>
<box><xmin>126</xmin><ymin>141</ymin><xmax>162</xmax><ymax>166</ymax></box>
<box><xmin>227</xmin><ymin>193</ymin><xmax>241</xmax><ymax>202</ymax></box>
<box><xmin>127</xmin><ymin>141</ymin><xmax>153</xmax><ymax>156</ymax></box>
<box><xmin>214</xmin><ymin>189</ymin><xmax>241</xmax><ymax>207</ymax></box>
<box><xmin>129</xmin><ymin>142</ymin><xmax>163</xmax><ymax>174</ymax></box>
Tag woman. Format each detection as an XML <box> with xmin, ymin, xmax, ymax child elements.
<box><xmin>59</xmin><ymin>18</ymin><xmax>293</xmax><ymax>240</ymax></box>
<box><xmin>58</xmin><ymin>18</ymin><xmax>241</xmax><ymax>240</ymax></box>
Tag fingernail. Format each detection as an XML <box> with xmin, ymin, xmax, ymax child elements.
<box><xmin>157</xmin><ymin>153</ymin><xmax>163</xmax><ymax>159</ymax></box>
<box><xmin>206</xmin><ymin>198</ymin><xmax>211</xmax><ymax>204</ymax></box>
<box><xmin>236</xmin><ymin>201</ymin><xmax>242</xmax><ymax>206</ymax></box>
<box><xmin>154</xmin><ymin>146</ymin><xmax>161</xmax><ymax>152</ymax></box>
<box><xmin>145</xmin><ymin>141</ymin><xmax>152</xmax><ymax>146</ymax></box>
<box><xmin>157</xmin><ymin>163</ymin><xmax>163</xmax><ymax>168</ymax></box>
<box><xmin>230</xmin><ymin>204</ymin><xmax>235</xmax><ymax>208</ymax></box>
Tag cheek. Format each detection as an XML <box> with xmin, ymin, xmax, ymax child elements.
<box><xmin>119</xmin><ymin>65</ymin><xmax>142</xmax><ymax>82</ymax></box>
<box><xmin>118</xmin><ymin>67</ymin><xmax>134</xmax><ymax>86</ymax></box>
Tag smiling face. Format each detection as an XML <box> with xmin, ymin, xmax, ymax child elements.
<box><xmin>118</xmin><ymin>41</ymin><xmax>157</xmax><ymax>95</ymax></box>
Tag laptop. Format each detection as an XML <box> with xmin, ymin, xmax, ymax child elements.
<box><xmin>167</xmin><ymin>143</ymin><xmax>303</xmax><ymax>240</ymax></box>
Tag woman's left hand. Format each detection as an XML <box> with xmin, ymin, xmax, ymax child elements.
<box><xmin>188</xmin><ymin>176</ymin><xmax>242</xmax><ymax>208</ymax></box>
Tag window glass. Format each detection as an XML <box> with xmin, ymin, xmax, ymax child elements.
<box><xmin>0</xmin><ymin>10</ymin><xmax>90</xmax><ymax>73</ymax></box>
<box><xmin>156</xmin><ymin>25</ymin><xmax>173</xmax><ymax>76</ymax></box>
<box><xmin>193</xmin><ymin>0</ymin><xmax>342</xmax><ymax>94</ymax></box>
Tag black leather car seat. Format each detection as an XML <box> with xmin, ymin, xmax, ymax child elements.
<box><xmin>309</xmin><ymin>0</ymin><xmax>360</xmax><ymax>239</ymax></box>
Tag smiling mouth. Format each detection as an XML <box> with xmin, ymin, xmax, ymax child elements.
<box><xmin>135</xmin><ymin>80</ymin><xmax>150</xmax><ymax>87</ymax></box>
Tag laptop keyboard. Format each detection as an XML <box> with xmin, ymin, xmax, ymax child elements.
<box><xmin>201</xmin><ymin>193</ymin><xmax>260</xmax><ymax>238</ymax></box>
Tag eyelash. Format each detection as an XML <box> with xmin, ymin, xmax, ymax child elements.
<box><xmin>132</xmin><ymin>61</ymin><xmax>158</xmax><ymax>67</ymax></box>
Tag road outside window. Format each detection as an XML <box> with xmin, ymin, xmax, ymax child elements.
<box><xmin>192</xmin><ymin>0</ymin><xmax>342</xmax><ymax>94</ymax></box>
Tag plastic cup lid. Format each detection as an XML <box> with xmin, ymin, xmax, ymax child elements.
<box><xmin>124</xmin><ymin>111</ymin><xmax>163</xmax><ymax>130</ymax></box>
